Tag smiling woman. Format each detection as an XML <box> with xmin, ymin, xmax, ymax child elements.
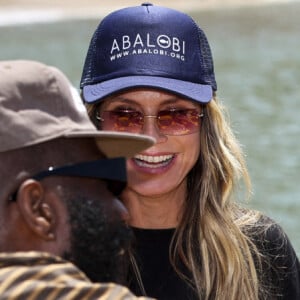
<box><xmin>80</xmin><ymin>4</ymin><xmax>300</xmax><ymax>300</ymax></box>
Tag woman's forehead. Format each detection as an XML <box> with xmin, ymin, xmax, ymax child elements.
<box><xmin>102</xmin><ymin>88</ymin><xmax>197</xmax><ymax>107</ymax></box>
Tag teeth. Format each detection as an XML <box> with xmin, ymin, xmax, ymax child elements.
<box><xmin>134</xmin><ymin>154</ymin><xmax>173</xmax><ymax>163</ymax></box>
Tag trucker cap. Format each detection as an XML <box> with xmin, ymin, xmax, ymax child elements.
<box><xmin>0</xmin><ymin>60</ymin><xmax>155</xmax><ymax>157</ymax></box>
<box><xmin>80</xmin><ymin>3</ymin><xmax>217</xmax><ymax>104</ymax></box>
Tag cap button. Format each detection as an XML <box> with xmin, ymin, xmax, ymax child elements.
<box><xmin>141</xmin><ymin>3</ymin><xmax>153</xmax><ymax>6</ymax></box>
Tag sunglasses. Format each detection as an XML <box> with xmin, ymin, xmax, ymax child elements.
<box><xmin>96</xmin><ymin>108</ymin><xmax>204</xmax><ymax>136</ymax></box>
<box><xmin>9</xmin><ymin>157</ymin><xmax>127</xmax><ymax>201</ymax></box>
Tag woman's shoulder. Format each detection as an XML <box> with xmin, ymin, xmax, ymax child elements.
<box><xmin>251</xmin><ymin>214</ymin><xmax>285</xmax><ymax>241</ymax></box>
<box><xmin>243</xmin><ymin>213</ymin><xmax>295</xmax><ymax>257</ymax></box>
<box><xmin>239</xmin><ymin>211</ymin><xmax>299</xmax><ymax>273</ymax></box>
<box><xmin>246</xmin><ymin>213</ymin><xmax>300</xmax><ymax>298</ymax></box>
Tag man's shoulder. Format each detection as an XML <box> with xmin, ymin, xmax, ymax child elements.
<box><xmin>0</xmin><ymin>251</ymin><xmax>154</xmax><ymax>300</ymax></box>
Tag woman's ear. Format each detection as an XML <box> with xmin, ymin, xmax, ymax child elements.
<box><xmin>16</xmin><ymin>179</ymin><xmax>56</xmax><ymax>240</ymax></box>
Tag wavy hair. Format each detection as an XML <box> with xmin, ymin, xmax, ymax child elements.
<box><xmin>171</xmin><ymin>95</ymin><xmax>268</xmax><ymax>299</ymax></box>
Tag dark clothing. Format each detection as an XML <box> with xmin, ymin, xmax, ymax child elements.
<box><xmin>0</xmin><ymin>251</ymin><xmax>151</xmax><ymax>300</ymax></box>
<box><xmin>129</xmin><ymin>221</ymin><xmax>300</xmax><ymax>300</ymax></box>
<box><xmin>253</xmin><ymin>220</ymin><xmax>300</xmax><ymax>299</ymax></box>
<box><xmin>129</xmin><ymin>228</ymin><xmax>195</xmax><ymax>300</ymax></box>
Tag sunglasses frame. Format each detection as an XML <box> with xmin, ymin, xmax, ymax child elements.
<box><xmin>9</xmin><ymin>157</ymin><xmax>127</xmax><ymax>201</ymax></box>
<box><xmin>95</xmin><ymin>108</ymin><xmax>204</xmax><ymax>136</ymax></box>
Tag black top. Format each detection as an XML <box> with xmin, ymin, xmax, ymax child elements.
<box><xmin>128</xmin><ymin>221</ymin><xmax>300</xmax><ymax>300</ymax></box>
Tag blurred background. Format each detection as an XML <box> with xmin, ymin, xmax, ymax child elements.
<box><xmin>1</xmin><ymin>0</ymin><xmax>300</xmax><ymax>255</ymax></box>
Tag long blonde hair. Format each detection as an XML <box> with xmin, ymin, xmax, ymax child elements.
<box><xmin>171</xmin><ymin>95</ymin><xmax>268</xmax><ymax>299</ymax></box>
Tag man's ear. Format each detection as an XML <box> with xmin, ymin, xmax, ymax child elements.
<box><xmin>16</xmin><ymin>179</ymin><xmax>55</xmax><ymax>240</ymax></box>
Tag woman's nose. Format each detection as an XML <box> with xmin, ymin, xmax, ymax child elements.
<box><xmin>142</xmin><ymin>116</ymin><xmax>168</xmax><ymax>143</ymax></box>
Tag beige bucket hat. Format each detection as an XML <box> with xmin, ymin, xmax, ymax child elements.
<box><xmin>0</xmin><ymin>60</ymin><xmax>155</xmax><ymax>157</ymax></box>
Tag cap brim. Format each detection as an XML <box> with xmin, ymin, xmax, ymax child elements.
<box><xmin>83</xmin><ymin>76</ymin><xmax>213</xmax><ymax>104</ymax></box>
<box><xmin>64</xmin><ymin>130</ymin><xmax>155</xmax><ymax>158</ymax></box>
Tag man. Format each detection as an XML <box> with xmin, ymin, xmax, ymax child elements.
<box><xmin>0</xmin><ymin>60</ymin><xmax>154</xmax><ymax>299</ymax></box>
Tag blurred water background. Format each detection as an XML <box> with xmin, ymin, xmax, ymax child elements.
<box><xmin>1</xmin><ymin>1</ymin><xmax>299</xmax><ymax>254</ymax></box>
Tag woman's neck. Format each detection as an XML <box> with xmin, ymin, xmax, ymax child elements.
<box><xmin>122</xmin><ymin>183</ymin><xmax>186</xmax><ymax>229</ymax></box>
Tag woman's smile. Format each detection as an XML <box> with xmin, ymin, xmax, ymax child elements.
<box><xmin>133</xmin><ymin>153</ymin><xmax>175</xmax><ymax>170</ymax></box>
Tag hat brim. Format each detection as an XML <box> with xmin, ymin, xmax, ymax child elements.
<box><xmin>64</xmin><ymin>130</ymin><xmax>155</xmax><ymax>158</ymax></box>
<box><xmin>83</xmin><ymin>76</ymin><xmax>213</xmax><ymax>104</ymax></box>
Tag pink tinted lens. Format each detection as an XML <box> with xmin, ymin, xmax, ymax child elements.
<box><xmin>157</xmin><ymin>109</ymin><xmax>201</xmax><ymax>135</ymax></box>
<box><xmin>101</xmin><ymin>111</ymin><xmax>143</xmax><ymax>133</ymax></box>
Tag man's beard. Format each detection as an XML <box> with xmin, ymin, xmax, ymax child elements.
<box><xmin>62</xmin><ymin>195</ymin><xmax>133</xmax><ymax>285</ymax></box>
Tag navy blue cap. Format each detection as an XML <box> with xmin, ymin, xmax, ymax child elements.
<box><xmin>80</xmin><ymin>3</ymin><xmax>217</xmax><ymax>104</ymax></box>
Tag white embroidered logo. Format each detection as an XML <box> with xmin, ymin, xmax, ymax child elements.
<box><xmin>110</xmin><ymin>33</ymin><xmax>186</xmax><ymax>62</ymax></box>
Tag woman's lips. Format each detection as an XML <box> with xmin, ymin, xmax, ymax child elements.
<box><xmin>133</xmin><ymin>154</ymin><xmax>175</xmax><ymax>169</ymax></box>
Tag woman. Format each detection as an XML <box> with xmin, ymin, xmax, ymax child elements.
<box><xmin>80</xmin><ymin>4</ymin><xmax>300</xmax><ymax>299</ymax></box>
